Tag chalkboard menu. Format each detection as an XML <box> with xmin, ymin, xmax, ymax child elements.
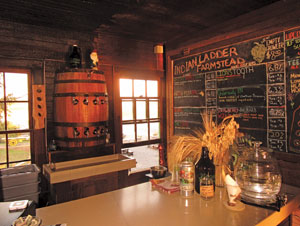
<box><xmin>173</xmin><ymin>29</ymin><xmax>300</xmax><ymax>154</ymax></box>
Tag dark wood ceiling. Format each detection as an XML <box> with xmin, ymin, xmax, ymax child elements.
<box><xmin>0</xmin><ymin>0</ymin><xmax>280</xmax><ymax>44</ymax></box>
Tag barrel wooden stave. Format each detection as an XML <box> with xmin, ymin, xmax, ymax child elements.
<box><xmin>53</xmin><ymin>71</ymin><xmax>108</xmax><ymax>151</ymax></box>
<box><xmin>54</xmin><ymin>96</ymin><xmax>108</xmax><ymax>123</ymax></box>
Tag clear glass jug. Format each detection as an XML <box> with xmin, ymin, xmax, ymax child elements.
<box><xmin>235</xmin><ymin>141</ymin><xmax>282</xmax><ymax>205</ymax></box>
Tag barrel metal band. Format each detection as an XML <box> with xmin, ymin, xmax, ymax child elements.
<box><xmin>57</xmin><ymin>69</ymin><xmax>104</xmax><ymax>74</ymax></box>
<box><xmin>53</xmin><ymin>92</ymin><xmax>108</xmax><ymax>97</ymax></box>
<box><xmin>55</xmin><ymin>80</ymin><xmax>105</xmax><ymax>84</ymax></box>
<box><xmin>53</xmin><ymin>121</ymin><xmax>107</xmax><ymax>127</ymax></box>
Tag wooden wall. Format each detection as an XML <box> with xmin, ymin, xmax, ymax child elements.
<box><xmin>0</xmin><ymin>20</ymin><xmax>161</xmax><ymax>195</ymax></box>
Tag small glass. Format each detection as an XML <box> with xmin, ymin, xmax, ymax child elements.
<box><xmin>172</xmin><ymin>164</ymin><xmax>180</xmax><ymax>185</ymax></box>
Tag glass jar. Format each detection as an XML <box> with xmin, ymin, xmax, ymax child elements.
<box><xmin>235</xmin><ymin>141</ymin><xmax>282</xmax><ymax>205</ymax></box>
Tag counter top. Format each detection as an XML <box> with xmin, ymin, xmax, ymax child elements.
<box><xmin>37</xmin><ymin>182</ymin><xmax>300</xmax><ymax>226</ymax></box>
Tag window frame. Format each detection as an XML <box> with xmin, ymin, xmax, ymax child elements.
<box><xmin>0</xmin><ymin>68</ymin><xmax>33</xmax><ymax>168</ymax></box>
<box><xmin>119</xmin><ymin>77</ymin><xmax>162</xmax><ymax>149</ymax></box>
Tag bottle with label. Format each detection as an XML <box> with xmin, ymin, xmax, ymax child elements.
<box><xmin>195</xmin><ymin>147</ymin><xmax>215</xmax><ymax>199</ymax></box>
<box><xmin>69</xmin><ymin>45</ymin><xmax>82</xmax><ymax>69</ymax></box>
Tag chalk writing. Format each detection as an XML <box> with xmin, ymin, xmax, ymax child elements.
<box><xmin>216</xmin><ymin>66</ymin><xmax>254</xmax><ymax>79</ymax></box>
<box><xmin>206</xmin><ymin>81</ymin><xmax>216</xmax><ymax>89</ymax></box>
<box><xmin>287</xmin><ymin>59</ymin><xmax>300</xmax><ymax>67</ymax></box>
<box><xmin>218</xmin><ymin>87</ymin><xmax>265</xmax><ymax>107</ymax></box>
<box><xmin>268</xmin><ymin>131</ymin><xmax>286</xmax><ymax>140</ymax></box>
<box><xmin>286</xmin><ymin>37</ymin><xmax>300</xmax><ymax>58</ymax></box>
<box><xmin>290</xmin><ymin>75</ymin><xmax>300</xmax><ymax>93</ymax></box>
<box><xmin>268</xmin><ymin>139</ymin><xmax>286</xmax><ymax>152</ymax></box>
<box><xmin>206</xmin><ymin>72</ymin><xmax>216</xmax><ymax>80</ymax></box>
<box><xmin>269</xmin><ymin>118</ymin><xmax>285</xmax><ymax>130</ymax></box>
<box><xmin>265</xmin><ymin>36</ymin><xmax>284</xmax><ymax>61</ymax></box>
<box><xmin>267</xmin><ymin>61</ymin><xmax>284</xmax><ymax>73</ymax></box>
<box><xmin>251</xmin><ymin>42</ymin><xmax>267</xmax><ymax>63</ymax></box>
<box><xmin>268</xmin><ymin>73</ymin><xmax>284</xmax><ymax>83</ymax></box>
<box><xmin>217</xmin><ymin>106</ymin><xmax>266</xmax><ymax>129</ymax></box>
<box><xmin>206</xmin><ymin>90</ymin><xmax>216</xmax><ymax>98</ymax></box>
<box><xmin>286</xmin><ymin>30</ymin><xmax>300</xmax><ymax>40</ymax></box>
<box><xmin>173</xmin><ymin>47</ymin><xmax>246</xmax><ymax>75</ymax></box>
<box><xmin>207</xmin><ymin>98</ymin><xmax>217</xmax><ymax>107</ymax></box>
<box><xmin>268</xmin><ymin>96</ymin><xmax>285</xmax><ymax>106</ymax></box>
<box><xmin>268</xmin><ymin>84</ymin><xmax>285</xmax><ymax>95</ymax></box>
<box><xmin>217</xmin><ymin>64</ymin><xmax>266</xmax><ymax>88</ymax></box>
<box><xmin>268</xmin><ymin>108</ymin><xmax>285</xmax><ymax>117</ymax></box>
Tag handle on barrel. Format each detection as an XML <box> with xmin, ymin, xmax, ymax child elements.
<box><xmin>93</xmin><ymin>97</ymin><xmax>99</xmax><ymax>105</ymax></box>
<box><xmin>93</xmin><ymin>127</ymin><xmax>100</xmax><ymax>137</ymax></box>
<box><xmin>73</xmin><ymin>127</ymin><xmax>80</xmax><ymax>138</ymax></box>
<box><xmin>72</xmin><ymin>97</ymin><xmax>79</xmax><ymax>105</ymax></box>
<box><xmin>83</xmin><ymin>95</ymin><xmax>89</xmax><ymax>105</ymax></box>
<box><xmin>84</xmin><ymin>127</ymin><xmax>90</xmax><ymax>137</ymax></box>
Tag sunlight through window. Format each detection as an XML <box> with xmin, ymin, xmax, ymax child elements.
<box><xmin>0</xmin><ymin>71</ymin><xmax>31</xmax><ymax>168</ymax></box>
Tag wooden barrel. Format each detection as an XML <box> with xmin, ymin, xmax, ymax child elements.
<box><xmin>53</xmin><ymin>70</ymin><xmax>108</xmax><ymax>151</ymax></box>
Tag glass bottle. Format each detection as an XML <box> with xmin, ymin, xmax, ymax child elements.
<box><xmin>69</xmin><ymin>45</ymin><xmax>81</xmax><ymax>69</ymax></box>
<box><xmin>195</xmin><ymin>147</ymin><xmax>215</xmax><ymax>199</ymax></box>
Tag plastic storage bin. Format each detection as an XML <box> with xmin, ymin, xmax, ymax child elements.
<box><xmin>5</xmin><ymin>191</ymin><xmax>40</xmax><ymax>204</ymax></box>
<box><xmin>0</xmin><ymin>164</ymin><xmax>40</xmax><ymax>188</ymax></box>
<box><xmin>0</xmin><ymin>164</ymin><xmax>40</xmax><ymax>203</ymax></box>
<box><xmin>0</xmin><ymin>181</ymin><xmax>39</xmax><ymax>200</ymax></box>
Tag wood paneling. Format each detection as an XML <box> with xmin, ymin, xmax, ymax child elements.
<box><xmin>275</xmin><ymin>152</ymin><xmax>300</xmax><ymax>188</ymax></box>
<box><xmin>0</xmin><ymin>19</ymin><xmax>161</xmax><ymax>196</ymax></box>
<box><xmin>48</xmin><ymin>170</ymin><xmax>130</xmax><ymax>204</ymax></box>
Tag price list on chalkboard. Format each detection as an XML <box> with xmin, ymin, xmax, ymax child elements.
<box><xmin>172</xmin><ymin>30</ymin><xmax>300</xmax><ymax>153</ymax></box>
<box><xmin>173</xmin><ymin>71</ymin><xmax>207</xmax><ymax>134</ymax></box>
<box><xmin>267</xmin><ymin>61</ymin><xmax>287</xmax><ymax>152</ymax></box>
<box><xmin>285</xmin><ymin>28</ymin><xmax>300</xmax><ymax>154</ymax></box>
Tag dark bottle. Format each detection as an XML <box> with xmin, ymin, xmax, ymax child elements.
<box><xmin>195</xmin><ymin>147</ymin><xmax>215</xmax><ymax>197</ymax></box>
<box><xmin>69</xmin><ymin>45</ymin><xmax>81</xmax><ymax>69</ymax></box>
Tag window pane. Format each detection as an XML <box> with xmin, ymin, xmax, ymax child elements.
<box><xmin>122</xmin><ymin>100</ymin><xmax>133</xmax><ymax>120</ymax></box>
<box><xmin>0</xmin><ymin>102</ymin><xmax>5</xmax><ymax>131</ymax></box>
<box><xmin>137</xmin><ymin>123</ymin><xmax>148</xmax><ymax>141</ymax></box>
<box><xmin>150</xmin><ymin>122</ymin><xmax>160</xmax><ymax>139</ymax></box>
<box><xmin>0</xmin><ymin>72</ymin><xmax>4</xmax><ymax>99</ymax></box>
<box><xmin>136</xmin><ymin>100</ymin><xmax>146</xmax><ymax>120</ymax></box>
<box><xmin>147</xmin><ymin>80</ymin><xmax>158</xmax><ymax>97</ymax></box>
<box><xmin>120</xmin><ymin>79</ymin><xmax>132</xmax><ymax>97</ymax></box>
<box><xmin>134</xmin><ymin>80</ymin><xmax>145</xmax><ymax>97</ymax></box>
<box><xmin>123</xmin><ymin>124</ymin><xmax>135</xmax><ymax>143</ymax></box>
<box><xmin>149</xmin><ymin>100</ymin><xmax>158</xmax><ymax>119</ymax></box>
<box><xmin>0</xmin><ymin>134</ymin><xmax>6</xmax><ymax>168</ymax></box>
<box><xmin>7</xmin><ymin>103</ymin><xmax>29</xmax><ymax>130</ymax></box>
<box><xmin>5</xmin><ymin>73</ymin><xmax>28</xmax><ymax>101</ymax></box>
<box><xmin>8</xmin><ymin>133</ymin><xmax>31</xmax><ymax>165</ymax></box>
<box><xmin>126</xmin><ymin>144</ymin><xmax>159</xmax><ymax>172</ymax></box>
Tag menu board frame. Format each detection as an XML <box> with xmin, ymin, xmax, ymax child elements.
<box><xmin>171</xmin><ymin>27</ymin><xmax>300</xmax><ymax>154</ymax></box>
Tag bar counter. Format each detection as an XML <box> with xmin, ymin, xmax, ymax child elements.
<box><xmin>37</xmin><ymin>182</ymin><xmax>300</xmax><ymax>226</ymax></box>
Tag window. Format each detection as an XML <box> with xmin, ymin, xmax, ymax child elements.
<box><xmin>120</xmin><ymin>79</ymin><xmax>160</xmax><ymax>145</ymax></box>
<box><xmin>0</xmin><ymin>70</ymin><xmax>31</xmax><ymax>168</ymax></box>
<box><xmin>120</xmin><ymin>78</ymin><xmax>161</xmax><ymax>171</ymax></box>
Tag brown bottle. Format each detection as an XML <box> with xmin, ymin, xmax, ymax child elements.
<box><xmin>69</xmin><ymin>45</ymin><xmax>81</xmax><ymax>69</ymax></box>
<box><xmin>195</xmin><ymin>147</ymin><xmax>215</xmax><ymax>196</ymax></box>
